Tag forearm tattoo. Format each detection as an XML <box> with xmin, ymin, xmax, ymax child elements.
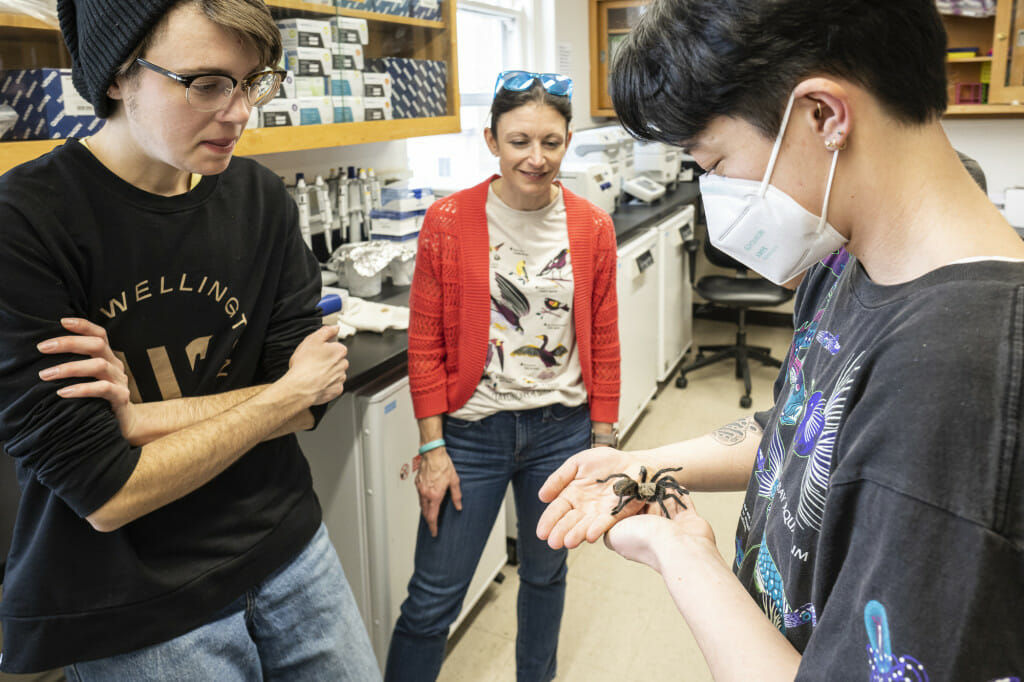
<box><xmin>711</xmin><ymin>416</ymin><xmax>762</xmax><ymax>446</ymax></box>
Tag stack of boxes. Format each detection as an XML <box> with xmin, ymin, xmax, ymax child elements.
<box><xmin>370</xmin><ymin>186</ymin><xmax>435</xmax><ymax>243</ymax></box>
<box><xmin>0</xmin><ymin>69</ymin><xmax>102</xmax><ymax>141</ymax></box>
<box><xmin>0</xmin><ymin>5</ymin><xmax>447</xmax><ymax>140</ymax></box>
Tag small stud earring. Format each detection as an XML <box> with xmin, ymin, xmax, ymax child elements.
<box><xmin>825</xmin><ymin>137</ymin><xmax>847</xmax><ymax>152</ymax></box>
<box><xmin>814</xmin><ymin>102</ymin><xmax>823</xmax><ymax>120</ymax></box>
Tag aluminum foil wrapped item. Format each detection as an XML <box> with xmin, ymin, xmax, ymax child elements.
<box><xmin>327</xmin><ymin>241</ymin><xmax>402</xmax><ymax>297</ymax></box>
<box><xmin>388</xmin><ymin>243</ymin><xmax>417</xmax><ymax>286</ymax></box>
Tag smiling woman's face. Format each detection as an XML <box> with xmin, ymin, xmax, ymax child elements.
<box><xmin>485</xmin><ymin>101</ymin><xmax>570</xmax><ymax>211</ymax></box>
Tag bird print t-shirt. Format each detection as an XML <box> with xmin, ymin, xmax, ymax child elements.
<box><xmin>450</xmin><ymin>185</ymin><xmax>587</xmax><ymax>421</ymax></box>
<box><xmin>734</xmin><ymin>249</ymin><xmax>1024</xmax><ymax>679</ymax></box>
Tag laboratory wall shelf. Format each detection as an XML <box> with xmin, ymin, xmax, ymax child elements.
<box><xmin>0</xmin><ymin>0</ymin><xmax>461</xmax><ymax>175</ymax></box>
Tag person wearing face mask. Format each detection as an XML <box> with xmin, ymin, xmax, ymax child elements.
<box><xmin>385</xmin><ymin>71</ymin><xmax>620</xmax><ymax>682</ymax></box>
<box><xmin>0</xmin><ymin>0</ymin><xmax>379</xmax><ymax>679</ymax></box>
<box><xmin>536</xmin><ymin>0</ymin><xmax>1024</xmax><ymax>679</ymax></box>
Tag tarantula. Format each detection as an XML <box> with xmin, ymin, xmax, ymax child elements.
<box><xmin>596</xmin><ymin>466</ymin><xmax>690</xmax><ymax>517</ymax></box>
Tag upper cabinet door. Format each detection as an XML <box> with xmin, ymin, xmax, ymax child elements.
<box><xmin>590</xmin><ymin>0</ymin><xmax>648</xmax><ymax>117</ymax></box>
<box><xmin>991</xmin><ymin>0</ymin><xmax>1024</xmax><ymax>103</ymax></box>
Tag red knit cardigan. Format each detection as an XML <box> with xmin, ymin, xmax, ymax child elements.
<box><xmin>408</xmin><ymin>176</ymin><xmax>621</xmax><ymax>423</ymax></box>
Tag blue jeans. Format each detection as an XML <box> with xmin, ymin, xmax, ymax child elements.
<box><xmin>384</xmin><ymin>403</ymin><xmax>591</xmax><ymax>682</ymax></box>
<box><xmin>65</xmin><ymin>523</ymin><xmax>380</xmax><ymax>682</ymax></box>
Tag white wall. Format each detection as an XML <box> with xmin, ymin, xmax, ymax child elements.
<box><xmin>249</xmin><ymin>140</ymin><xmax>411</xmax><ymax>187</ymax></box>
<box><xmin>551</xmin><ymin>0</ymin><xmax>614</xmax><ymax>131</ymax></box>
<box><xmin>943</xmin><ymin>118</ymin><xmax>1024</xmax><ymax>203</ymax></box>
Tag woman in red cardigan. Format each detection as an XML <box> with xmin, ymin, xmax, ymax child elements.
<box><xmin>385</xmin><ymin>71</ymin><xmax>621</xmax><ymax>682</ymax></box>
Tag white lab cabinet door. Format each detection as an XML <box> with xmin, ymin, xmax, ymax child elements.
<box><xmin>304</xmin><ymin>370</ymin><xmax>508</xmax><ymax>669</ymax></box>
<box><xmin>615</xmin><ymin>228</ymin><xmax>660</xmax><ymax>436</ymax></box>
<box><xmin>656</xmin><ymin>204</ymin><xmax>696</xmax><ymax>382</ymax></box>
<box><xmin>299</xmin><ymin>392</ymin><xmax>372</xmax><ymax>633</ymax></box>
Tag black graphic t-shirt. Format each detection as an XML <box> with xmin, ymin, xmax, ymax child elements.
<box><xmin>0</xmin><ymin>139</ymin><xmax>324</xmax><ymax>673</ymax></box>
<box><xmin>737</xmin><ymin>250</ymin><xmax>1024</xmax><ymax>680</ymax></box>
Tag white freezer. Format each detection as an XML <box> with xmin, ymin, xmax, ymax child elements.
<box><xmin>656</xmin><ymin>204</ymin><xmax>696</xmax><ymax>382</ymax></box>
<box><xmin>300</xmin><ymin>370</ymin><xmax>507</xmax><ymax>668</ymax></box>
<box><xmin>615</xmin><ymin>228</ymin><xmax>660</xmax><ymax>436</ymax></box>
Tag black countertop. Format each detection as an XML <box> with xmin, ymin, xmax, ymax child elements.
<box><xmin>341</xmin><ymin>181</ymin><xmax>702</xmax><ymax>392</ymax></box>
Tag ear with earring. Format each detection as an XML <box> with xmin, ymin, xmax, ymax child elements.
<box><xmin>815</xmin><ymin>101</ymin><xmax>848</xmax><ymax>151</ymax></box>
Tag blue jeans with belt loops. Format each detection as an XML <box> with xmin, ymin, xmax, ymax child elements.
<box><xmin>384</xmin><ymin>403</ymin><xmax>591</xmax><ymax>682</ymax></box>
<box><xmin>65</xmin><ymin>523</ymin><xmax>380</xmax><ymax>682</ymax></box>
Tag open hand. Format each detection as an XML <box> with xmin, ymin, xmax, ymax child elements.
<box><xmin>536</xmin><ymin>447</ymin><xmax>645</xmax><ymax>549</ymax></box>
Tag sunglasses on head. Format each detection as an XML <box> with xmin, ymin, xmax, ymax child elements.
<box><xmin>493</xmin><ymin>70</ymin><xmax>573</xmax><ymax>98</ymax></box>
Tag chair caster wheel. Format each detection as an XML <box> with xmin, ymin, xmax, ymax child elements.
<box><xmin>676</xmin><ymin>376</ymin><xmax>688</xmax><ymax>389</ymax></box>
<box><xmin>740</xmin><ymin>396</ymin><xmax>752</xmax><ymax>409</ymax></box>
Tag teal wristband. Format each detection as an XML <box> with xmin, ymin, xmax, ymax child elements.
<box><xmin>418</xmin><ymin>439</ymin><xmax>446</xmax><ymax>455</ymax></box>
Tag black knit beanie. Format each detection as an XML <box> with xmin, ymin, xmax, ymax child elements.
<box><xmin>57</xmin><ymin>0</ymin><xmax>179</xmax><ymax>118</ymax></box>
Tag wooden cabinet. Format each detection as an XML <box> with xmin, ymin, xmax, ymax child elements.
<box><xmin>588</xmin><ymin>0</ymin><xmax>1024</xmax><ymax>119</ymax></box>
<box><xmin>941</xmin><ymin>0</ymin><xmax>1024</xmax><ymax>115</ymax></box>
<box><xmin>0</xmin><ymin>0</ymin><xmax>460</xmax><ymax>174</ymax></box>
<box><xmin>588</xmin><ymin>0</ymin><xmax>647</xmax><ymax>117</ymax></box>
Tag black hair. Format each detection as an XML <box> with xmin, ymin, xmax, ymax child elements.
<box><xmin>488</xmin><ymin>80</ymin><xmax>573</xmax><ymax>135</ymax></box>
<box><xmin>611</xmin><ymin>0</ymin><xmax>948</xmax><ymax>145</ymax></box>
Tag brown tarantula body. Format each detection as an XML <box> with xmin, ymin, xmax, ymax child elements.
<box><xmin>596</xmin><ymin>466</ymin><xmax>690</xmax><ymax>517</ymax></box>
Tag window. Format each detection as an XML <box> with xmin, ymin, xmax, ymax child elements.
<box><xmin>407</xmin><ymin>1</ymin><xmax>528</xmax><ymax>191</ymax></box>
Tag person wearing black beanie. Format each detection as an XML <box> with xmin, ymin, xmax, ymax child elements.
<box><xmin>0</xmin><ymin>1</ymin><xmax>379</xmax><ymax>680</ymax></box>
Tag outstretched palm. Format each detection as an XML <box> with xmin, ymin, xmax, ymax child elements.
<box><xmin>537</xmin><ymin>447</ymin><xmax>645</xmax><ymax>549</ymax></box>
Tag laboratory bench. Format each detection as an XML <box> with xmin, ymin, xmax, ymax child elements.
<box><xmin>339</xmin><ymin>179</ymin><xmax>702</xmax><ymax>393</ymax></box>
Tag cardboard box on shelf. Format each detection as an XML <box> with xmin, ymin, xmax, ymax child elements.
<box><xmin>276</xmin><ymin>19</ymin><xmax>332</xmax><ymax>49</ymax></box>
<box><xmin>366</xmin><ymin>58</ymin><xmax>447</xmax><ymax>119</ymax></box>
<box><xmin>329</xmin><ymin>17</ymin><xmax>369</xmax><ymax>45</ymax></box>
<box><xmin>372</xmin><ymin>0</ymin><xmax>410</xmax><ymax>16</ymax></box>
<box><xmin>410</xmin><ymin>0</ymin><xmax>441</xmax><ymax>21</ymax></box>
<box><xmin>331</xmin><ymin>70</ymin><xmax>364</xmax><ymax>97</ymax></box>
<box><xmin>362</xmin><ymin>72</ymin><xmax>392</xmax><ymax>99</ymax></box>
<box><xmin>333</xmin><ymin>96</ymin><xmax>364</xmax><ymax>122</ymax></box>
<box><xmin>298</xmin><ymin>97</ymin><xmax>334</xmax><ymax>125</ymax></box>
<box><xmin>0</xmin><ymin>68</ymin><xmax>102</xmax><ymax>140</ymax></box>
<box><xmin>260</xmin><ymin>99</ymin><xmax>300</xmax><ymax>127</ymax></box>
<box><xmin>331</xmin><ymin>44</ymin><xmax>365</xmax><ymax>71</ymax></box>
<box><xmin>363</xmin><ymin>96</ymin><xmax>392</xmax><ymax>120</ymax></box>
<box><xmin>285</xmin><ymin>48</ymin><xmax>332</xmax><ymax>77</ymax></box>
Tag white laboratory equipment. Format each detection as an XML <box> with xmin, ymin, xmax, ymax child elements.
<box><xmin>299</xmin><ymin>369</ymin><xmax>507</xmax><ymax>667</ymax></box>
<box><xmin>655</xmin><ymin>204</ymin><xmax>696</xmax><ymax>382</ymax></box>
<box><xmin>634</xmin><ymin>140</ymin><xmax>683</xmax><ymax>187</ymax></box>
<box><xmin>565</xmin><ymin>128</ymin><xmax>624</xmax><ymax>200</ymax></box>
<box><xmin>558</xmin><ymin>163</ymin><xmax>618</xmax><ymax>215</ymax></box>
<box><xmin>616</xmin><ymin>228</ymin><xmax>660</xmax><ymax>435</ymax></box>
<box><xmin>621</xmin><ymin>174</ymin><xmax>666</xmax><ymax>203</ymax></box>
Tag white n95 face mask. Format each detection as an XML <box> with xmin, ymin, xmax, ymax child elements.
<box><xmin>697</xmin><ymin>92</ymin><xmax>848</xmax><ymax>286</ymax></box>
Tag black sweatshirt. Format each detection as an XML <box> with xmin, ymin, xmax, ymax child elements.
<box><xmin>0</xmin><ymin>139</ymin><xmax>325</xmax><ymax>673</ymax></box>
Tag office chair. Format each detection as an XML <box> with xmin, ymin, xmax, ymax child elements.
<box><xmin>676</xmin><ymin>237</ymin><xmax>795</xmax><ymax>408</ymax></box>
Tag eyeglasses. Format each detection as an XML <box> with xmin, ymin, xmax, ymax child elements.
<box><xmin>493</xmin><ymin>70</ymin><xmax>573</xmax><ymax>98</ymax></box>
<box><xmin>135</xmin><ymin>58</ymin><xmax>287</xmax><ymax>111</ymax></box>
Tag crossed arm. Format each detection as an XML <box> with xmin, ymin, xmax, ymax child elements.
<box><xmin>36</xmin><ymin>318</ymin><xmax>346</xmax><ymax>532</ymax></box>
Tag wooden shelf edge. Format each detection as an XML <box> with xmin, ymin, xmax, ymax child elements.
<box><xmin>237</xmin><ymin>116</ymin><xmax>460</xmax><ymax>154</ymax></box>
<box><xmin>945</xmin><ymin>103</ymin><xmax>1024</xmax><ymax>116</ymax></box>
<box><xmin>0</xmin><ymin>117</ymin><xmax>461</xmax><ymax>172</ymax></box>
<box><xmin>265</xmin><ymin>1</ymin><xmax>445</xmax><ymax>29</ymax></box>
<box><xmin>0</xmin><ymin>12</ymin><xmax>57</xmax><ymax>31</ymax></box>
